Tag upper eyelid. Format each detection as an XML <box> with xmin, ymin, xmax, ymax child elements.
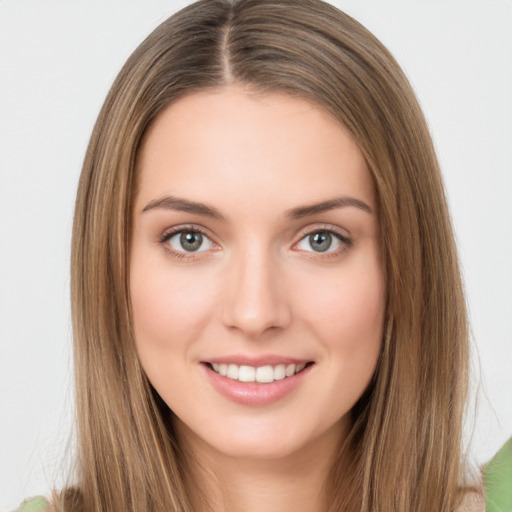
<box><xmin>160</xmin><ymin>224</ymin><xmax>214</xmax><ymax>242</ymax></box>
<box><xmin>158</xmin><ymin>223</ymin><xmax>351</xmax><ymax>247</ymax></box>
<box><xmin>159</xmin><ymin>225</ymin><xmax>353</xmax><ymax>261</ymax></box>
<box><xmin>159</xmin><ymin>226</ymin><xmax>217</xmax><ymax>259</ymax></box>
<box><xmin>292</xmin><ymin>224</ymin><xmax>352</xmax><ymax>257</ymax></box>
<box><xmin>152</xmin><ymin>215</ymin><xmax>352</xmax><ymax>266</ymax></box>
<box><xmin>294</xmin><ymin>223</ymin><xmax>350</xmax><ymax>241</ymax></box>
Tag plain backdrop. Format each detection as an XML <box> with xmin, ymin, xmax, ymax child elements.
<box><xmin>0</xmin><ymin>0</ymin><xmax>511</xmax><ymax>509</ymax></box>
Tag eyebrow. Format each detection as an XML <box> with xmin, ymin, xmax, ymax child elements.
<box><xmin>141</xmin><ymin>195</ymin><xmax>373</xmax><ymax>219</ymax></box>
<box><xmin>285</xmin><ymin>196</ymin><xmax>373</xmax><ymax>218</ymax></box>
<box><xmin>142</xmin><ymin>196</ymin><xmax>225</xmax><ymax>219</ymax></box>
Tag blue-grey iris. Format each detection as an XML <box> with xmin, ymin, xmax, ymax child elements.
<box><xmin>180</xmin><ymin>232</ymin><xmax>203</xmax><ymax>251</ymax></box>
<box><xmin>309</xmin><ymin>231</ymin><xmax>332</xmax><ymax>252</ymax></box>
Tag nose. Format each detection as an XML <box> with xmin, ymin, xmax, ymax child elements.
<box><xmin>221</xmin><ymin>244</ymin><xmax>292</xmax><ymax>338</ymax></box>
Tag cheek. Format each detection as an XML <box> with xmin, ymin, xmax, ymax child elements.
<box><xmin>300</xmin><ymin>259</ymin><xmax>385</xmax><ymax>420</ymax></box>
<box><xmin>306</xmin><ymin>260</ymin><xmax>384</xmax><ymax>337</ymax></box>
<box><xmin>130</xmin><ymin>258</ymin><xmax>217</xmax><ymax>358</ymax></box>
<box><xmin>299</xmin><ymin>251</ymin><xmax>385</xmax><ymax>376</ymax></box>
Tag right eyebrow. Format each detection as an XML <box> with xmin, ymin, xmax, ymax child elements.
<box><xmin>141</xmin><ymin>196</ymin><xmax>225</xmax><ymax>220</ymax></box>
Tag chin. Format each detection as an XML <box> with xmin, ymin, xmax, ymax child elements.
<box><xmin>174</xmin><ymin>412</ymin><xmax>346</xmax><ymax>464</ymax></box>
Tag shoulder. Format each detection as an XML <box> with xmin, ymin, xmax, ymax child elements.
<box><xmin>458</xmin><ymin>491</ymin><xmax>485</xmax><ymax>512</ymax></box>
<box><xmin>484</xmin><ymin>436</ymin><xmax>512</xmax><ymax>512</ymax></box>
<box><xmin>16</xmin><ymin>497</ymin><xmax>51</xmax><ymax>512</ymax></box>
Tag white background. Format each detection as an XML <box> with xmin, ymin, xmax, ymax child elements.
<box><xmin>0</xmin><ymin>1</ymin><xmax>511</xmax><ymax>509</ymax></box>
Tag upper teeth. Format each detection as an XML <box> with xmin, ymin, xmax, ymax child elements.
<box><xmin>211</xmin><ymin>363</ymin><xmax>307</xmax><ymax>383</ymax></box>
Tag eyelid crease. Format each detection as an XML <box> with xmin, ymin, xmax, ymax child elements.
<box><xmin>290</xmin><ymin>224</ymin><xmax>353</xmax><ymax>260</ymax></box>
<box><xmin>159</xmin><ymin>224</ymin><xmax>214</xmax><ymax>243</ymax></box>
<box><xmin>158</xmin><ymin>223</ymin><xmax>350</xmax><ymax>244</ymax></box>
<box><xmin>294</xmin><ymin>223</ymin><xmax>351</xmax><ymax>244</ymax></box>
<box><xmin>159</xmin><ymin>225</ymin><xmax>220</xmax><ymax>262</ymax></box>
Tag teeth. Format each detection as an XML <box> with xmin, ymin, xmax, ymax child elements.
<box><xmin>209</xmin><ymin>362</ymin><xmax>309</xmax><ymax>383</ymax></box>
<box><xmin>227</xmin><ymin>364</ymin><xmax>239</xmax><ymax>379</ymax></box>
<box><xmin>238</xmin><ymin>365</ymin><xmax>256</xmax><ymax>382</ymax></box>
<box><xmin>285</xmin><ymin>364</ymin><xmax>296</xmax><ymax>377</ymax></box>
<box><xmin>256</xmin><ymin>365</ymin><xmax>274</xmax><ymax>383</ymax></box>
<box><xmin>274</xmin><ymin>364</ymin><xmax>286</xmax><ymax>381</ymax></box>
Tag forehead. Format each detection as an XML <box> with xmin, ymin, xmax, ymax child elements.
<box><xmin>134</xmin><ymin>86</ymin><xmax>375</xmax><ymax>216</ymax></box>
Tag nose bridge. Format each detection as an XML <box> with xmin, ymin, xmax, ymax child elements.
<box><xmin>222</xmin><ymin>238</ymin><xmax>291</xmax><ymax>336</ymax></box>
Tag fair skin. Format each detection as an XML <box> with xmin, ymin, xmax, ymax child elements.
<box><xmin>130</xmin><ymin>86</ymin><xmax>386</xmax><ymax>512</ymax></box>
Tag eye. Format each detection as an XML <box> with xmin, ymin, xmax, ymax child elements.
<box><xmin>295</xmin><ymin>229</ymin><xmax>348</xmax><ymax>253</ymax></box>
<box><xmin>165</xmin><ymin>229</ymin><xmax>213</xmax><ymax>253</ymax></box>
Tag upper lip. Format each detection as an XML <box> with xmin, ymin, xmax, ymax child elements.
<box><xmin>203</xmin><ymin>355</ymin><xmax>314</xmax><ymax>367</ymax></box>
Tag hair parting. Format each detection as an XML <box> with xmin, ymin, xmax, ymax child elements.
<box><xmin>64</xmin><ymin>1</ymin><xmax>472</xmax><ymax>510</ymax></box>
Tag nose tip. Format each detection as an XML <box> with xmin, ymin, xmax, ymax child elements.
<box><xmin>221</xmin><ymin>253</ymin><xmax>291</xmax><ymax>338</ymax></box>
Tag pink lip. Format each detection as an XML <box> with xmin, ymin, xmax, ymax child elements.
<box><xmin>202</xmin><ymin>362</ymin><xmax>314</xmax><ymax>406</ymax></box>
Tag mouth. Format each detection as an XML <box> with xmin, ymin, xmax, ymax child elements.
<box><xmin>204</xmin><ymin>361</ymin><xmax>315</xmax><ymax>384</ymax></box>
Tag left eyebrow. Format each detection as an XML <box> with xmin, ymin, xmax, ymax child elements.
<box><xmin>286</xmin><ymin>196</ymin><xmax>374</xmax><ymax>219</ymax></box>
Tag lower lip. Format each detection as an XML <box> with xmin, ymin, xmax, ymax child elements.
<box><xmin>202</xmin><ymin>363</ymin><xmax>313</xmax><ymax>406</ymax></box>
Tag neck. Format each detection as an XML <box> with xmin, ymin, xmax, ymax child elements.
<box><xmin>176</xmin><ymin>420</ymin><xmax>349</xmax><ymax>512</ymax></box>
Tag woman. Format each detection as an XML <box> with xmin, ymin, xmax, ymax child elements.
<box><xmin>18</xmin><ymin>0</ymin><xmax>491</xmax><ymax>510</ymax></box>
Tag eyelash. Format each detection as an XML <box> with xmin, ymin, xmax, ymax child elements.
<box><xmin>294</xmin><ymin>224</ymin><xmax>352</xmax><ymax>259</ymax></box>
<box><xmin>159</xmin><ymin>224</ymin><xmax>352</xmax><ymax>261</ymax></box>
<box><xmin>159</xmin><ymin>225</ymin><xmax>214</xmax><ymax>261</ymax></box>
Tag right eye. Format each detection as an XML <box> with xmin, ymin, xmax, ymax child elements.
<box><xmin>163</xmin><ymin>229</ymin><xmax>214</xmax><ymax>254</ymax></box>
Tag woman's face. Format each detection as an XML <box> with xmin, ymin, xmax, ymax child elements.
<box><xmin>130</xmin><ymin>87</ymin><xmax>385</xmax><ymax>461</ymax></box>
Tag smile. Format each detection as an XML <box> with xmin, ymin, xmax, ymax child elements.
<box><xmin>203</xmin><ymin>359</ymin><xmax>315</xmax><ymax>406</ymax></box>
<box><xmin>208</xmin><ymin>362</ymin><xmax>308</xmax><ymax>383</ymax></box>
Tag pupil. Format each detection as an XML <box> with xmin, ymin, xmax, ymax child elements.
<box><xmin>310</xmin><ymin>231</ymin><xmax>332</xmax><ymax>252</ymax></box>
<box><xmin>180</xmin><ymin>232</ymin><xmax>202</xmax><ymax>251</ymax></box>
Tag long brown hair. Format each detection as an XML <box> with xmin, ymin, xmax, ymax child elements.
<box><xmin>65</xmin><ymin>1</ymin><xmax>470</xmax><ymax>510</ymax></box>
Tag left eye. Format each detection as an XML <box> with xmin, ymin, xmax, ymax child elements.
<box><xmin>296</xmin><ymin>230</ymin><xmax>344</xmax><ymax>253</ymax></box>
<box><xmin>167</xmin><ymin>230</ymin><xmax>213</xmax><ymax>253</ymax></box>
